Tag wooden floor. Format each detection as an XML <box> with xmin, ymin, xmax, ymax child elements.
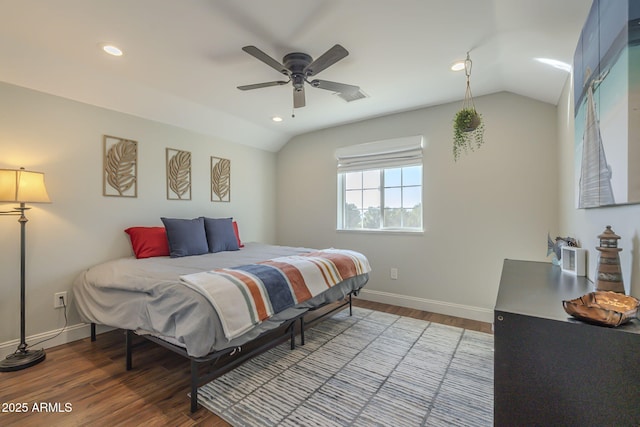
<box><xmin>0</xmin><ymin>299</ymin><xmax>492</xmax><ymax>427</ymax></box>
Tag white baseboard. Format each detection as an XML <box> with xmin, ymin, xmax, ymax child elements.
<box><xmin>0</xmin><ymin>323</ymin><xmax>113</xmax><ymax>359</ymax></box>
<box><xmin>357</xmin><ymin>289</ymin><xmax>494</xmax><ymax>323</ymax></box>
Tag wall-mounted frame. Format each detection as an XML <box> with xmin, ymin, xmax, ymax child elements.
<box><xmin>103</xmin><ymin>135</ymin><xmax>137</xmax><ymax>197</ymax></box>
<box><xmin>573</xmin><ymin>0</ymin><xmax>640</xmax><ymax>208</ymax></box>
<box><xmin>211</xmin><ymin>156</ymin><xmax>230</xmax><ymax>202</ymax></box>
<box><xmin>166</xmin><ymin>148</ymin><xmax>191</xmax><ymax>200</ymax></box>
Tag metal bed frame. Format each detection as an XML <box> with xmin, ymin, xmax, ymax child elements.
<box><xmin>90</xmin><ymin>291</ymin><xmax>357</xmax><ymax>412</ymax></box>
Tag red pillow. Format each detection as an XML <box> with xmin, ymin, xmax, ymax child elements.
<box><xmin>125</xmin><ymin>227</ymin><xmax>170</xmax><ymax>259</ymax></box>
<box><xmin>232</xmin><ymin>221</ymin><xmax>244</xmax><ymax>248</ymax></box>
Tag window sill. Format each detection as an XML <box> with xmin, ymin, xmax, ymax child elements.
<box><xmin>336</xmin><ymin>228</ymin><xmax>424</xmax><ymax>236</ymax></box>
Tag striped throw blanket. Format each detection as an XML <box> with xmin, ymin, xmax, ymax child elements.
<box><xmin>179</xmin><ymin>249</ymin><xmax>370</xmax><ymax>340</ymax></box>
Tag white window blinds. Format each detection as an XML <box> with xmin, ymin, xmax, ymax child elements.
<box><xmin>335</xmin><ymin>136</ymin><xmax>423</xmax><ymax>172</ymax></box>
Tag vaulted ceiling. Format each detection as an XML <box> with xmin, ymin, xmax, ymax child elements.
<box><xmin>0</xmin><ymin>0</ymin><xmax>592</xmax><ymax>151</ymax></box>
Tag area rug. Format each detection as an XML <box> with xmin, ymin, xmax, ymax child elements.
<box><xmin>197</xmin><ymin>307</ymin><xmax>494</xmax><ymax>426</ymax></box>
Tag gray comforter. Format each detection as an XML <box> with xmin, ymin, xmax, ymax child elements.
<box><xmin>72</xmin><ymin>243</ymin><xmax>369</xmax><ymax>357</ymax></box>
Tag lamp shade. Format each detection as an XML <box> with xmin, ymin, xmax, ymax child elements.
<box><xmin>0</xmin><ymin>168</ymin><xmax>50</xmax><ymax>203</ymax></box>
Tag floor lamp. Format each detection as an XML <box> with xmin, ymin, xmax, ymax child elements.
<box><xmin>0</xmin><ymin>168</ymin><xmax>50</xmax><ymax>372</ymax></box>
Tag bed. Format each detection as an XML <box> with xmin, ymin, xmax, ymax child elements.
<box><xmin>73</xmin><ymin>236</ymin><xmax>370</xmax><ymax>412</ymax></box>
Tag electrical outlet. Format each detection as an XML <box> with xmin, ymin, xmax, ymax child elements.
<box><xmin>54</xmin><ymin>292</ymin><xmax>67</xmax><ymax>309</ymax></box>
<box><xmin>390</xmin><ymin>268</ymin><xmax>398</xmax><ymax>280</ymax></box>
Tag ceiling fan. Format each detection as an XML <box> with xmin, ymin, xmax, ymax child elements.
<box><xmin>237</xmin><ymin>44</ymin><xmax>364</xmax><ymax>109</ymax></box>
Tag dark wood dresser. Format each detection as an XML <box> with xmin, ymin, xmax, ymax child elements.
<box><xmin>494</xmin><ymin>259</ymin><xmax>640</xmax><ymax>426</ymax></box>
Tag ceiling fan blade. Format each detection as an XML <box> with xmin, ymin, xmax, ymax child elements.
<box><xmin>310</xmin><ymin>79</ymin><xmax>360</xmax><ymax>94</ymax></box>
<box><xmin>304</xmin><ymin>44</ymin><xmax>349</xmax><ymax>76</ymax></box>
<box><xmin>237</xmin><ymin>80</ymin><xmax>289</xmax><ymax>91</ymax></box>
<box><xmin>242</xmin><ymin>46</ymin><xmax>288</xmax><ymax>75</ymax></box>
<box><xmin>293</xmin><ymin>87</ymin><xmax>306</xmax><ymax>108</ymax></box>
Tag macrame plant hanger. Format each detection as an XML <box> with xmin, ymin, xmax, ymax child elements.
<box><xmin>452</xmin><ymin>51</ymin><xmax>484</xmax><ymax>161</ymax></box>
<box><xmin>462</xmin><ymin>52</ymin><xmax>475</xmax><ymax>112</ymax></box>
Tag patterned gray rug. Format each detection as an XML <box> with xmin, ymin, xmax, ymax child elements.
<box><xmin>198</xmin><ymin>307</ymin><xmax>494</xmax><ymax>426</ymax></box>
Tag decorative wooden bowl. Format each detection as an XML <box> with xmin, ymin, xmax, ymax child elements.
<box><xmin>563</xmin><ymin>291</ymin><xmax>639</xmax><ymax>327</ymax></box>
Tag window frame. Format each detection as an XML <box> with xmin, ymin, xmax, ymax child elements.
<box><xmin>336</xmin><ymin>136</ymin><xmax>423</xmax><ymax>233</ymax></box>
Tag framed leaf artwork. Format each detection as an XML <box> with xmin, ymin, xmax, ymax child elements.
<box><xmin>103</xmin><ymin>135</ymin><xmax>137</xmax><ymax>197</ymax></box>
<box><xmin>166</xmin><ymin>148</ymin><xmax>191</xmax><ymax>200</ymax></box>
<box><xmin>211</xmin><ymin>156</ymin><xmax>230</xmax><ymax>202</ymax></box>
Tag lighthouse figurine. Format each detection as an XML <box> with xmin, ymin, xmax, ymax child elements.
<box><xmin>595</xmin><ymin>226</ymin><xmax>625</xmax><ymax>294</ymax></box>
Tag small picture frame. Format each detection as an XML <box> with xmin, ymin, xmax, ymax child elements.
<box><xmin>561</xmin><ymin>247</ymin><xmax>586</xmax><ymax>276</ymax></box>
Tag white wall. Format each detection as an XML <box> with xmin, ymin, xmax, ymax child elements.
<box><xmin>276</xmin><ymin>91</ymin><xmax>559</xmax><ymax>322</ymax></box>
<box><xmin>0</xmin><ymin>82</ymin><xmax>277</xmax><ymax>353</ymax></box>
<box><xmin>557</xmin><ymin>76</ymin><xmax>640</xmax><ymax>297</ymax></box>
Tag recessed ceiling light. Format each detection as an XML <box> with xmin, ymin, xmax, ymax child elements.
<box><xmin>534</xmin><ymin>57</ymin><xmax>571</xmax><ymax>72</ymax></box>
<box><xmin>451</xmin><ymin>61</ymin><xmax>465</xmax><ymax>71</ymax></box>
<box><xmin>272</xmin><ymin>116</ymin><xmax>283</xmax><ymax>122</ymax></box>
<box><xmin>102</xmin><ymin>44</ymin><xmax>123</xmax><ymax>57</ymax></box>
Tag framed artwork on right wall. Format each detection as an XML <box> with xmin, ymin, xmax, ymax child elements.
<box><xmin>573</xmin><ymin>0</ymin><xmax>640</xmax><ymax>208</ymax></box>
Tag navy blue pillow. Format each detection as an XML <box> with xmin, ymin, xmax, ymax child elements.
<box><xmin>160</xmin><ymin>217</ymin><xmax>209</xmax><ymax>257</ymax></box>
<box><xmin>203</xmin><ymin>217</ymin><xmax>240</xmax><ymax>253</ymax></box>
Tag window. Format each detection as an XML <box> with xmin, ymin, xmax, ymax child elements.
<box><xmin>336</xmin><ymin>136</ymin><xmax>423</xmax><ymax>232</ymax></box>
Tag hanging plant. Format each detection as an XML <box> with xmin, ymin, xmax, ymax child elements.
<box><xmin>453</xmin><ymin>108</ymin><xmax>484</xmax><ymax>161</ymax></box>
<box><xmin>452</xmin><ymin>53</ymin><xmax>485</xmax><ymax>161</ymax></box>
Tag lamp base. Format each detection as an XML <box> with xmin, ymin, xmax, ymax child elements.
<box><xmin>0</xmin><ymin>348</ymin><xmax>46</xmax><ymax>372</ymax></box>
